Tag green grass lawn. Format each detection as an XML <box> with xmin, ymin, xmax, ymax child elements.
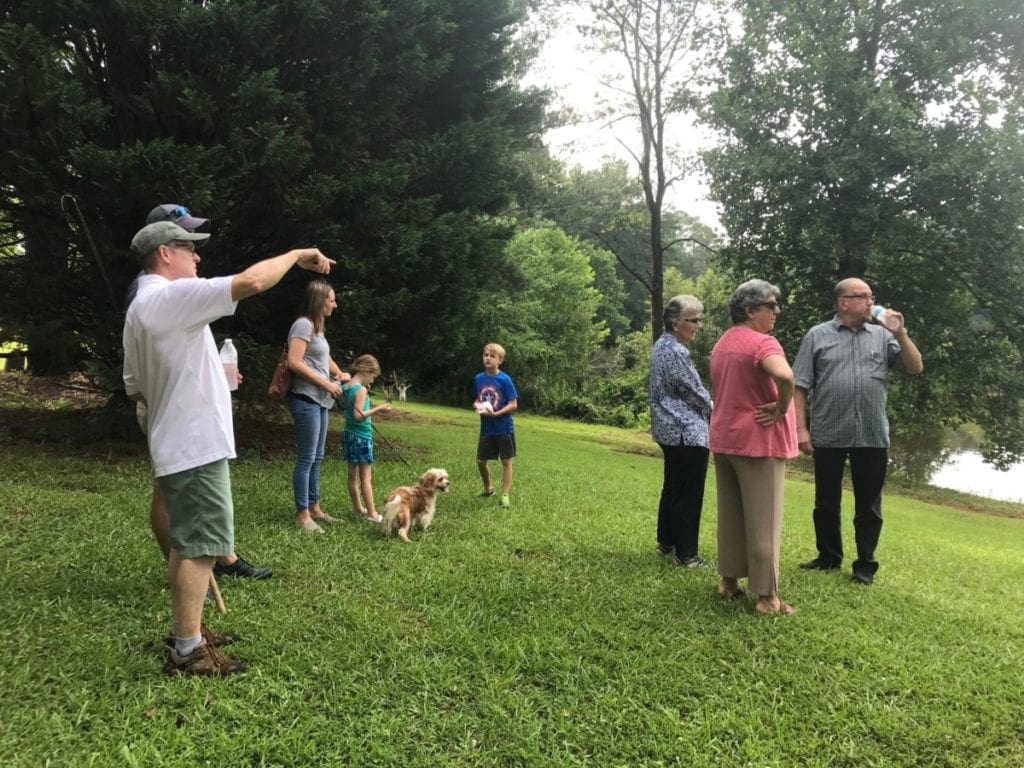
<box><xmin>1</xmin><ymin>401</ymin><xmax>1022</xmax><ymax>767</ymax></box>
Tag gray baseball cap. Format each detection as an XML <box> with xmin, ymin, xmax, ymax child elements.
<box><xmin>146</xmin><ymin>203</ymin><xmax>210</xmax><ymax>231</ymax></box>
<box><xmin>130</xmin><ymin>221</ymin><xmax>210</xmax><ymax>258</ymax></box>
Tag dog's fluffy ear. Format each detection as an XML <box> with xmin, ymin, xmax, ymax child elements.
<box><xmin>417</xmin><ymin>468</ymin><xmax>448</xmax><ymax>488</ymax></box>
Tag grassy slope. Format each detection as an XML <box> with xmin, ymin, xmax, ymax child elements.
<box><xmin>0</xmin><ymin>402</ymin><xmax>1022</xmax><ymax>767</ymax></box>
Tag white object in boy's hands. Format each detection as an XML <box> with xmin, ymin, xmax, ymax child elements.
<box><xmin>475</xmin><ymin>400</ymin><xmax>494</xmax><ymax>414</ymax></box>
<box><xmin>870</xmin><ymin>305</ymin><xmax>902</xmax><ymax>332</ymax></box>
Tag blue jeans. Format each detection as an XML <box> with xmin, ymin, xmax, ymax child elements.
<box><xmin>288</xmin><ymin>395</ymin><xmax>329</xmax><ymax>510</ymax></box>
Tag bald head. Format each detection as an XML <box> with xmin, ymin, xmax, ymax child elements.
<box><xmin>833</xmin><ymin>278</ymin><xmax>875</xmax><ymax>326</ymax></box>
<box><xmin>834</xmin><ymin>278</ymin><xmax>871</xmax><ymax>304</ymax></box>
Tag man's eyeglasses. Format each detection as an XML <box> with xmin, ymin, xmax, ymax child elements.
<box><xmin>757</xmin><ymin>301</ymin><xmax>780</xmax><ymax>310</ymax></box>
<box><xmin>682</xmin><ymin>317</ymin><xmax>704</xmax><ymax>325</ymax></box>
<box><xmin>166</xmin><ymin>241</ymin><xmax>196</xmax><ymax>254</ymax></box>
<box><xmin>842</xmin><ymin>293</ymin><xmax>875</xmax><ymax>301</ymax></box>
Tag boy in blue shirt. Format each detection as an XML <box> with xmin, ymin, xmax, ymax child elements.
<box><xmin>474</xmin><ymin>343</ymin><xmax>519</xmax><ymax>508</ymax></box>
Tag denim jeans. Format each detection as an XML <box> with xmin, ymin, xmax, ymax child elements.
<box><xmin>288</xmin><ymin>395</ymin><xmax>329</xmax><ymax>510</ymax></box>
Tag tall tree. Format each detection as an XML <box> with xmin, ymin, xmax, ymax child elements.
<box><xmin>704</xmin><ymin>0</ymin><xmax>1024</xmax><ymax>464</ymax></box>
<box><xmin>0</xmin><ymin>0</ymin><xmax>545</xmax><ymax>387</ymax></box>
<box><xmin>578</xmin><ymin>0</ymin><xmax>725</xmax><ymax>342</ymax></box>
<box><xmin>519</xmin><ymin>157</ymin><xmax>722</xmax><ymax>334</ymax></box>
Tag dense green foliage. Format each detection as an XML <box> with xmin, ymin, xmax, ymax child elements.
<box><xmin>1</xmin><ymin>400</ymin><xmax>1022</xmax><ymax>766</ymax></box>
<box><xmin>0</xmin><ymin>0</ymin><xmax>545</xmax><ymax>391</ymax></box>
<box><xmin>704</xmin><ymin>0</ymin><xmax>1024</xmax><ymax>463</ymax></box>
<box><xmin>525</xmin><ymin>159</ymin><xmax>723</xmax><ymax>338</ymax></box>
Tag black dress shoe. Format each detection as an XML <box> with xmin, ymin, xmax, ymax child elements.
<box><xmin>851</xmin><ymin>571</ymin><xmax>874</xmax><ymax>585</ymax></box>
<box><xmin>799</xmin><ymin>558</ymin><xmax>841</xmax><ymax>571</ymax></box>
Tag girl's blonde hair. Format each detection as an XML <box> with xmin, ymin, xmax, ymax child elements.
<box><xmin>351</xmin><ymin>354</ymin><xmax>381</xmax><ymax>377</ymax></box>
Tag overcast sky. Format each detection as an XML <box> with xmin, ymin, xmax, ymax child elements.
<box><xmin>523</xmin><ymin>14</ymin><xmax>724</xmax><ymax>231</ymax></box>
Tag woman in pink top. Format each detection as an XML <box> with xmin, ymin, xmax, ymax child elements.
<box><xmin>709</xmin><ymin>279</ymin><xmax>798</xmax><ymax>615</ymax></box>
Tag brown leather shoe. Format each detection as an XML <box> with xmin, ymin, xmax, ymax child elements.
<box><xmin>163</xmin><ymin>623</ymin><xmax>239</xmax><ymax>649</ymax></box>
<box><xmin>201</xmin><ymin>624</ymin><xmax>240</xmax><ymax>647</ymax></box>
<box><xmin>163</xmin><ymin>642</ymin><xmax>247</xmax><ymax>676</ymax></box>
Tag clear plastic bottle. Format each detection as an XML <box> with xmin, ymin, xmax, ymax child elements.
<box><xmin>219</xmin><ymin>338</ymin><xmax>239</xmax><ymax>391</ymax></box>
<box><xmin>871</xmin><ymin>305</ymin><xmax>902</xmax><ymax>332</ymax></box>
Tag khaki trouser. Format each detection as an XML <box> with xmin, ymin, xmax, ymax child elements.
<box><xmin>714</xmin><ymin>453</ymin><xmax>787</xmax><ymax>597</ymax></box>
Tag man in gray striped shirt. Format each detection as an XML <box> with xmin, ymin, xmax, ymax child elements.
<box><xmin>792</xmin><ymin>277</ymin><xmax>923</xmax><ymax>585</ymax></box>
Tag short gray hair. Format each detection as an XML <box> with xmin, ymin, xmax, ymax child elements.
<box><xmin>663</xmin><ymin>294</ymin><xmax>704</xmax><ymax>332</ymax></box>
<box><xmin>728</xmin><ymin>279</ymin><xmax>781</xmax><ymax>324</ymax></box>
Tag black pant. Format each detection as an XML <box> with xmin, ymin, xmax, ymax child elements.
<box><xmin>657</xmin><ymin>444</ymin><xmax>710</xmax><ymax>559</ymax></box>
<box><xmin>812</xmin><ymin>447</ymin><xmax>888</xmax><ymax>574</ymax></box>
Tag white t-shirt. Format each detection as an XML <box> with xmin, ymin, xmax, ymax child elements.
<box><xmin>123</xmin><ymin>274</ymin><xmax>238</xmax><ymax>477</ymax></box>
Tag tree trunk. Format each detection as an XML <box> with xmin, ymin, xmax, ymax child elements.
<box><xmin>650</xmin><ymin>206</ymin><xmax>664</xmax><ymax>344</ymax></box>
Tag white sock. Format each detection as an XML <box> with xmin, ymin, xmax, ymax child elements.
<box><xmin>175</xmin><ymin>634</ymin><xmax>204</xmax><ymax>657</ymax></box>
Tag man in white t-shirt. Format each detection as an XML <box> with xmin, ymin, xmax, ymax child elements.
<box><xmin>133</xmin><ymin>204</ymin><xmax>272</xmax><ymax>582</ymax></box>
<box><xmin>123</xmin><ymin>220</ymin><xmax>334</xmax><ymax>676</ymax></box>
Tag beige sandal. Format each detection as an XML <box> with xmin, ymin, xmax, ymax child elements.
<box><xmin>754</xmin><ymin>600</ymin><xmax>796</xmax><ymax>615</ymax></box>
<box><xmin>297</xmin><ymin>518</ymin><xmax>324</xmax><ymax>534</ymax></box>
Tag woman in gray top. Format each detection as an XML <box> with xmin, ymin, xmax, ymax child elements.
<box><xmin>287</xmin><ymin>279</ymin><xmax>348</xmax><ymax>533</ymax></box>
<box><xmin>648</xmin><ymin>294</ymin><xmax>713</xmax><ymax>567</ymax></box>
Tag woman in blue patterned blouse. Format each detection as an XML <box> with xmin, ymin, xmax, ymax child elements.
<box><xmin>649</xmin><ymin>294</ymin><xmax>714</xmax><ymax>567</ymax></box>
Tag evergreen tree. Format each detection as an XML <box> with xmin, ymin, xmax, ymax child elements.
<box><xmin>0</xmin><ymin>0</ymin><xmax>546</xmax><ymax>386</ymax></box>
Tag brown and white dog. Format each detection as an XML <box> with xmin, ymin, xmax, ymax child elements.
<box><xmin>381</xmin><ymin>468</ymin><xmax>451</xmax><ymax>541</ymax></box>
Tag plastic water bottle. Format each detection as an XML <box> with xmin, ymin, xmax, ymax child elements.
<box><xmin>219</xmin><ymin>338</ymin><xmax>239</xmax><ymax>391</ymax></box>
<box><xmin>871</xmin><ymin>305</ymin><xmax>902</xmax><ymax>332</ymax></box>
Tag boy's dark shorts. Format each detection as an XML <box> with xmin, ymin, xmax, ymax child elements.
<box><xmin>156</xmin><ymin>459</ymin><xmax>234</xmax><ymax>559</ymax></box>
<box><xmin>477</xmin><ymin>434</ymin><xmax>516</xmax><ymax>461</ymax></box>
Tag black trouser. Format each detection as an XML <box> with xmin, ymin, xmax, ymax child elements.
<box><xmin>812</xmin><ymin>447</ymin><xmax>888</xmax><ymax>575</ymax></box>
<box><xmin>657</xmin><ymin>444</ymin><xmax>710</xmax><ymax>559</ymax></box>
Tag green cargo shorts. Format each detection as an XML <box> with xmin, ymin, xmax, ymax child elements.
<box><xmin>157</xmin><ymin>459</ymin><xmax>234</xmax><ymax>559</ymax></box>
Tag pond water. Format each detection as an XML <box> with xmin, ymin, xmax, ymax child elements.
<box><xmin>928</xmin><ymin>451</ymin><xmax>1024</xmax><ymax>503</ymax></box>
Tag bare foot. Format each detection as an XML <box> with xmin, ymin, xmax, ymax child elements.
<box><xmin>754</xmin><ymin>598</ymin><xmax>796</xmax><ymax>615</ymax></box>
<box><xmin>717</xmin><ymin>578</ymin><xmax>745</xmax><ymax>599</ymax></box>
<box><xmin>717</xmin><ymin>586</ymin><xmax>746</xmax><ymax>600</ymax></box>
